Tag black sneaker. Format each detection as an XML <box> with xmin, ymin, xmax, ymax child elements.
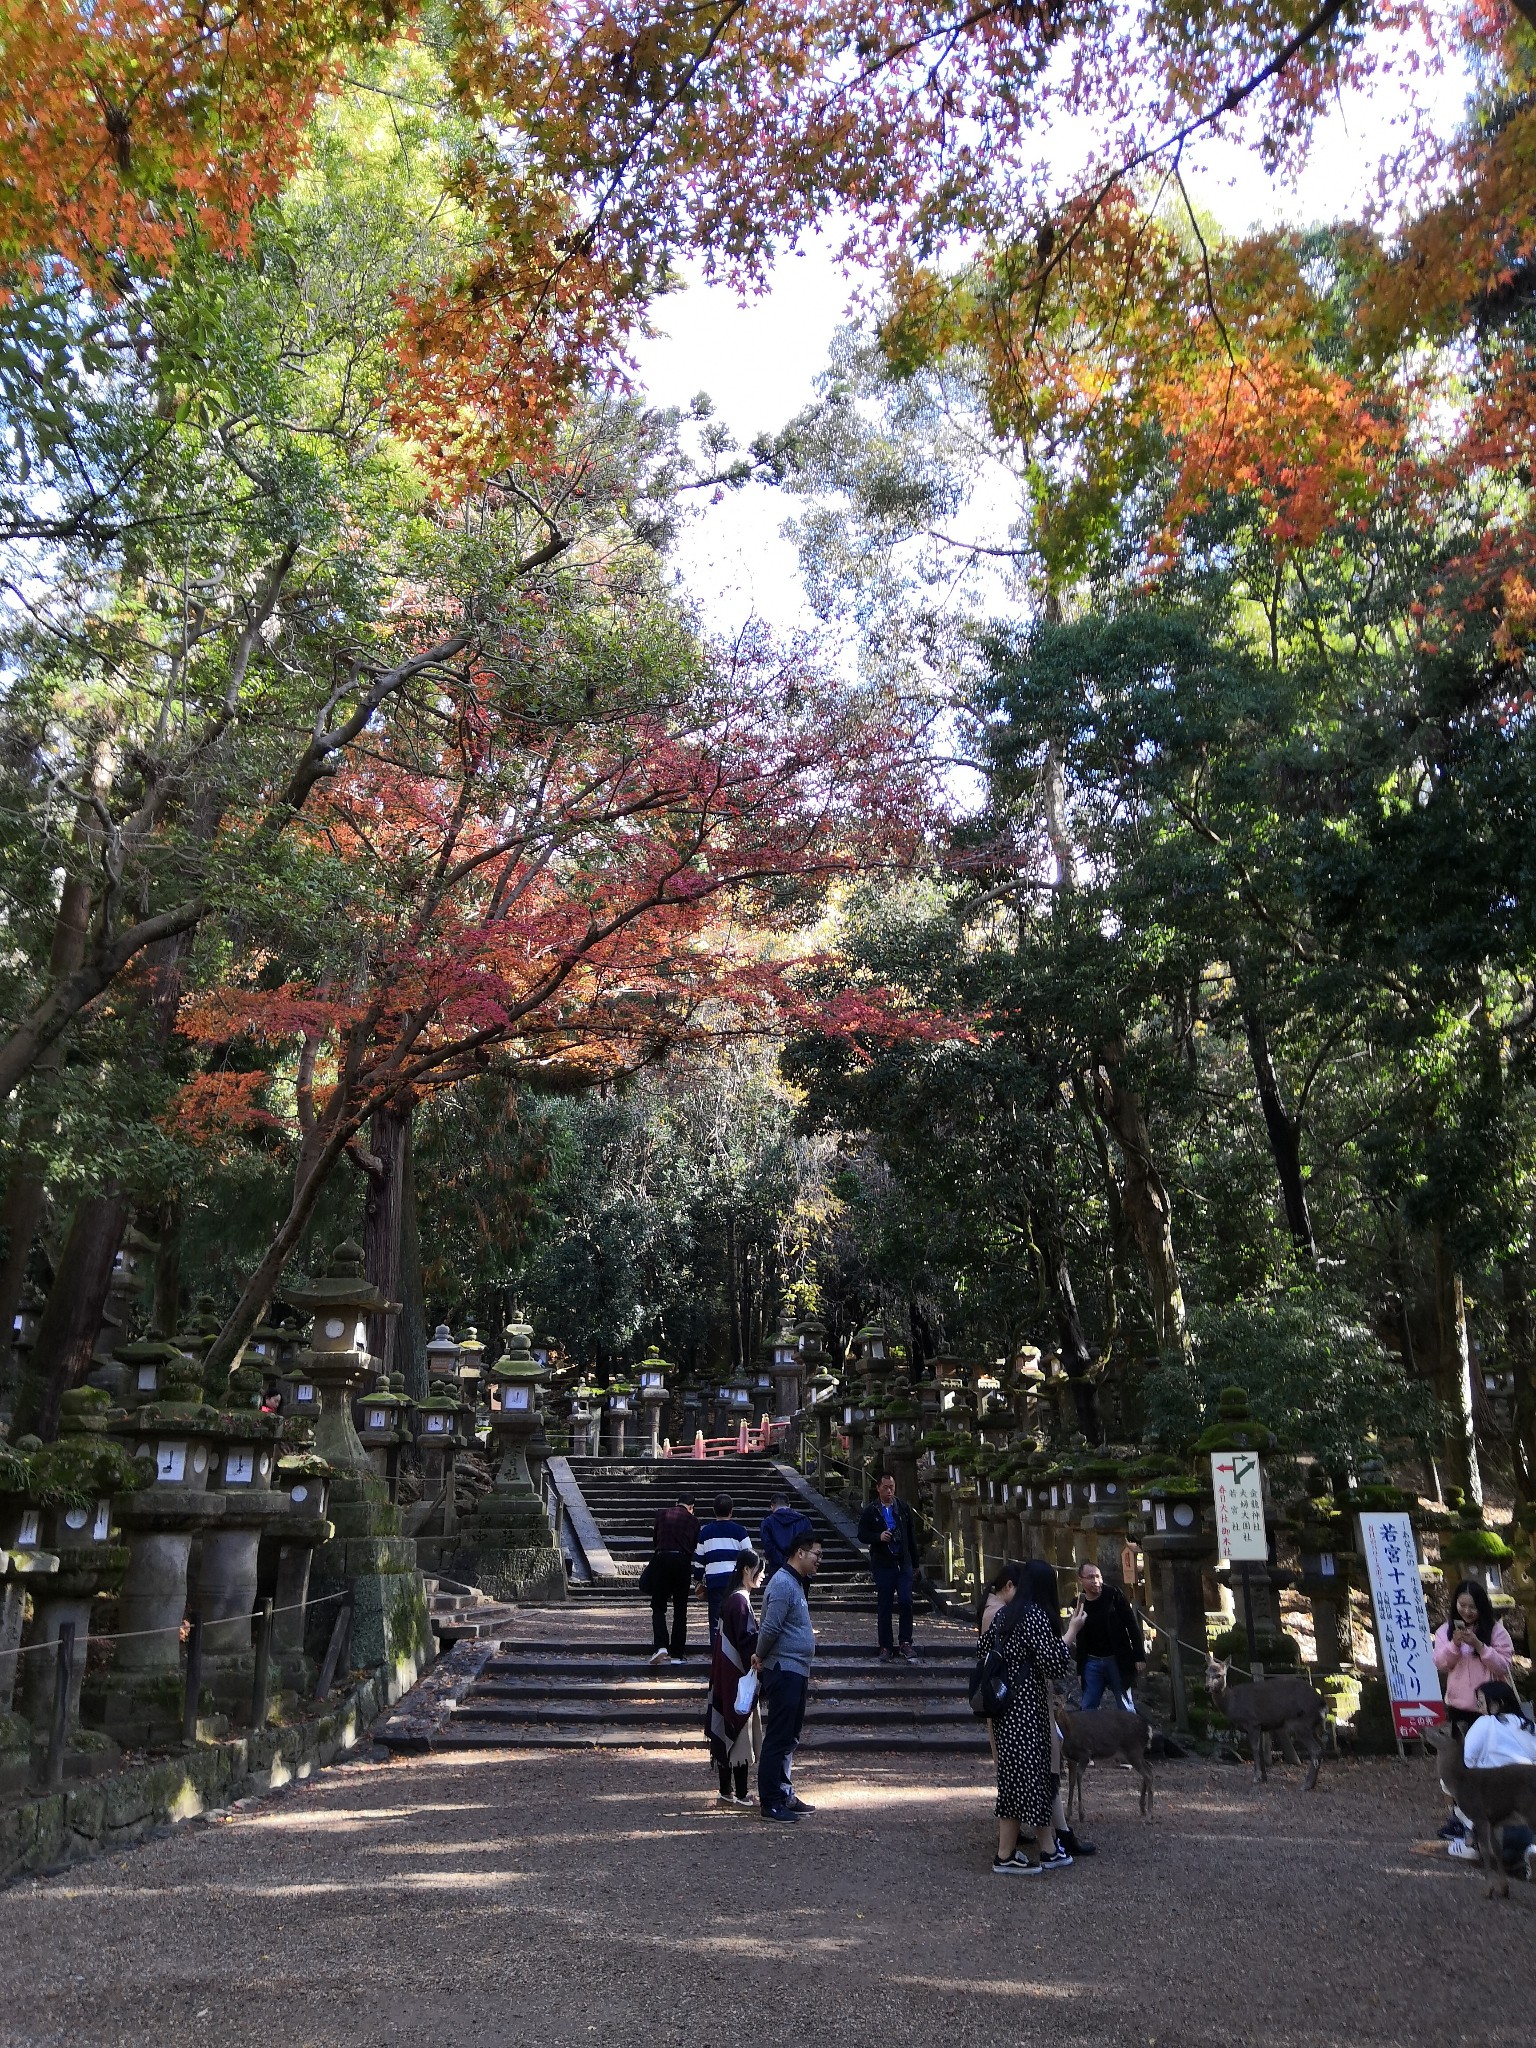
<box><xmin>1438</xmin><ymin>1818</ymin><xmax>1468</xmax><ymax>1841</ymax></box>
<box><xmin>785</xmin><ymin>1797</ymin><xmax>815</xmax><ymax>1814</ymax></box>
<box><xmin>761</xmin><ymin>1806</ymin><xmax>802</xmax><ymax>1823</ymax></box>
<box><xmin>993</xmin><ymin>1854</ymin><xmax>1043</xmax><ymax>1875</ymax></box>
<box><xmin>1038</xmin><ymin>1844</ymin><xmax>1074</xmax><ymax>1870</ymax></box>
<box><xmin>1057</xmin><ymin>1827</ymin><xmax>1096</xmax><ymax>1857</ymax></box>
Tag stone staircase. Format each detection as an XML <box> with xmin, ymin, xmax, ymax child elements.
<box><xmin>562</xmin><ymin>1453</ymin><xmax>873</xmax><ymax>1607</ymax></box>
<box><xmin>424</xmin><ymin>1575</ymin><xmax>519</xmax><ymax>1645</ymax></box>
<box><xmin>379</xmin><ymin>1601</ymin><xmax>986</xmax><ymax>1753</ymax></box>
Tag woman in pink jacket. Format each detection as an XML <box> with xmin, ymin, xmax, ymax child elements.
<box><xmin>1433</xmin><ymin>1579</ymin><xmax>1514</xmax><ymax>1737</ymax></box>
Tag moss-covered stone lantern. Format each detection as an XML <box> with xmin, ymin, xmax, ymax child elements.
<box><xmin>605</xmin><ymin>1379</ymin><xmax>635</xmax><ymax>1457</ymax></box>
<box><xmin>769</xmin><ymin>1325</ymin><xmax>803</xmax><ymax>1418</ymax></box>
<box><xmin>268</xmin><ymin>1452</ymin><xmax>336</xmax><ymax>1692</ymax></box>
<box><xmin>194</xmin><ymin>1358</ymin><xmax>292</xmax><ymax>1720</ymax></box>
<box><xmin>283</xmin><ymin>1240</ymin><xmax>429</xmax><ymax>1691</ymax></box>
<box><xmin>356</xmin><ymin>1372</ymin><xmax>412</xmax><ymax>1496</ymax></box>
<box><xmin>105</xmin><ymin>1346</ymin><xmax>229</xmax><ymax>1745</ymax></box>
<box><xmin>456</xmin><ymin>1326</ymin><xmax>486</xmax><ymax>1420</ymax></box>
<box><xmin>463</xmin><ymin>1326</ymin><xmax>562</xmax><ymax>1602</ymax></box>
<box><xmin>1</xmin><ymin>1436</ymin><xmax>58</xmax><ymax>1724</ymax></box>
<box><xmin>636</xmin><ymin>1346</ymin><xmax>671</xmax><ymax>1459</ymax></box>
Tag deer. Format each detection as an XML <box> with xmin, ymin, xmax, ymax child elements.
<box><xmin>1425</xmin><ymin>1727</ymin><xmax>1536</xmax><ymax>1900</ymax></box>
<box><xmin>1057</xmin><ymin>1705</ymin><xmax>1154</xmax><ymax>1822</ymax></box>
<box><xmin>1204</xmin><ymin>1654</ymin><xmax>1325</xmax><ymax>1790</ymax></box>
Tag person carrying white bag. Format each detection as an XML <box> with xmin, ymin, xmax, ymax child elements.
<box><xmin>705</xmin><ymin>1549</ymin><xmax>764</xmax><ymax>1806</ymax></box>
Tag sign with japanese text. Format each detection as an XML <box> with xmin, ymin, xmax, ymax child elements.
<box><xmin>1359</xmin><ymin>1512</ymin><xmax>1446</xmax><ymax>1739</ymax></box>
<box><xmin>1210</xmin><ymin>1452</ymin><xmax>1266</xmax><ymax>1563</ymax></box>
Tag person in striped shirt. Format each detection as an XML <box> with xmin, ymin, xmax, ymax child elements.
<box><xmin>693</xmin><ymin>1492</ymin><xmax>752</xmax><ymax>1639</ymax></box>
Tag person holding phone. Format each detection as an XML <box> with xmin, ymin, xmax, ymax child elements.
<box><xmin>1072</xmin><ymin>1561</ymin><xmax>1146</xmax><ymax>1710</ymax></box>
<box><xmin>858</xmin><ymin>1472</ymin><xmax>920</xmax><ymax>1663</ymax></box>
<box><xmin>1433</xmin><ymin>1579</ymin><xmax>1514</xmax><ymax>1737</ymax></box>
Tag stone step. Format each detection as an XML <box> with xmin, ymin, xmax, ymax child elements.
<box><xmin>426</xmin><ymin>1723</ymin><xmax>988</xmax><ymax>1752</ymax></box>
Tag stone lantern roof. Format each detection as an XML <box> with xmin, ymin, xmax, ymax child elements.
<box><xmin>286</xmin><ymin>1239</ymin><xmax>399</xmax><ymax>1319</ymax></box>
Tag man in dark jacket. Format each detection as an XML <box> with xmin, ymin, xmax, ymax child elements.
<box><xmin>857</xmin><ymin>1472</ymin><xmax>920</xmax><ymax>1663</ymax></box>
<box><xmin>1073</xmin><ymin>1561</ymin><xmax>1146</xmax><ymax>1707</ymax></box>
<box><xmin>646</xmin><ymin>1498</ymin><xmax>698</xmax><ymax>1665</ymax></box>
<box><xmin>759</xmin><ymin>1496</ymin><xmax>815</xmax><ymax>1580</ymax></box>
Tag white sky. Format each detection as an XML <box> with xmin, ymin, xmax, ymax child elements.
<box><xmin>632</xmin><ymin>44</ymin><xmax>1470</xmax><ymax>640</ymax></box>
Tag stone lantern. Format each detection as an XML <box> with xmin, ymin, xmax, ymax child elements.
<box><xmin>463</xmin><ymin>1328</ymin><xmax>562</xmax><ymax>1602</ymax></box>
<box><xmin>636</xmin><ymin>1346</ymin><xmax>671</xmax><ymax>1459</ymax></box>
<box><xmin>13</xmin><ymin>1391</ymin><xmax>139</xmax><ymax>1752</ymax></box>
<box><xmin>413</xmin><ymin>1377</ymin><xmax>470</xmax><ymax>1541</ymax></box>
<box><xmin>425</xmin><ymin>1323</ymin><xmax>461</xmax><ymax>1388</ymax></box>
<box><xmin>195</xmin><ymin>1359</ymin><xmax>291</xmax><ymax>1720</ymax></box>
<box><xmin>1295</xmin><ymin>1476</ymin><xmax>1358</xmax><ymax>1675</ymax></box>
<box><xmin>355</xmin><ymin>1372</ymin><xmax>411</xmax><ymax>1496</ymax></box>
<box><xmin>1</xmin><ymin>1438</ymin><xmax>59</xmax><ymax>1720</ymax></box>
<box><xmin>106</xmin><ymin>1345</ymin><xmax>230</xmax><ymax>1745</ymax></box>
<box><xmin>283</xmin><ymin>1240</ymin><xmax>429</xmax><ymax>1686</ymax></box>
<box><xmin>569</xmin><ymin>1380</ymin><xmax>602</xmax><ymax>1459</ymax></box>
<box><xmin>805</xmin><ymin>1363</ymin><xmax>840</xmax><ymax>1482</ymax></box>
<box><xmin>280</xmin><ymin>1356</ymin><xmax>322</xmax><ymax>1446</ymax></box>
<box><xmin>456</xmin><ymin>1327</ymin><xmax>486</xmax><ymax>1422</ymax></box>
<box><xmin>726</xmin><ymin>1370</ymin><xmax>752</xmax><ymax>1433</ymax></box>
<box><xmin>604</xmin><ymin>1380</ymin><xmax>635</xmax><ymax>1458</ymax></box>
<box><xmin>267</xmin><ymin>1453</ymin><xmax>335</xmax><ymax>1692</ymax></box>
<box><xmin>769</xmin><ymin>1326</ymin><xmax>803</xmax><ymax>1419</ymax></box>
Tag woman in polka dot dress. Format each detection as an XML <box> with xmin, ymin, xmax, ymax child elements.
<box><xmin>983</xmin><ymin>1558</ymin><xmax>1084</xmax><ymax>1874</ymax></box>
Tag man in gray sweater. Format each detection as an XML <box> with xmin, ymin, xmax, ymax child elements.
<box><xmin>752</xmin><ymin>1530</ymin><xmax>821</xmax><ymax>1821</ymax></box>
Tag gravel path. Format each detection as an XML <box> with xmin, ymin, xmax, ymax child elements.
<box><xmin>1</xmin><ymin>1739</ymin><xmax>1531</xmax><ymax>2048</ymax></box>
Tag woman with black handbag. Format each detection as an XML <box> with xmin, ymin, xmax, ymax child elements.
<box><xmin>980</xmin><ymin>1559</ymin><xmax>1086</xmax><ymax>1875</ymax></box>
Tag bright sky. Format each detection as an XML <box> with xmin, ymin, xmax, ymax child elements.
<box><xmin>632</xmin><ymin>44</ymin><xmax>1470</xmax><ymax>641</ymax></box>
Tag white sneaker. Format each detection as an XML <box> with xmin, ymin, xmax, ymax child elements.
<box><xmin>1446</xmin><ymin>1837</ymin><xmax>1480</xmax><ymax>1861</ymax></box>
<box><xmin>647</xmin><ymin>1648</ymin><xmax>670</xmax><ymax>1666</ymax></box>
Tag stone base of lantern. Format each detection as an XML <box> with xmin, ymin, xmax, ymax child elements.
<box><xmin>458</xmin><ymin>1486</ymin><xmax>565</xmax><ymax>1604</ymax></box>
<box><xmin>101</xmin><ymin>1666</ymin><xmax>195</xmax><ymax>1749</ymax></box>
<box><xmin>304</xmin><ymin>1471</ymin><xmax>430</xmax><ymax>1697</ymax></box>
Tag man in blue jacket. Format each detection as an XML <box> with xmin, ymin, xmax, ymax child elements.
<box><xmin>759</xmin><ymin>1495</ymin><xmax>815</xmax><ymax>1580</ymax></box>
<box><xmin>752</xmin><ymin>1530</ymin><xmax>821</xmax><ymax>1821</ymax></box>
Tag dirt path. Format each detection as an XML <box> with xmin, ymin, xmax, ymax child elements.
<box><xmin>1</xmin><ymin>1742</ymin><xmax>1530</xmax><ymax>2048</ymax></box>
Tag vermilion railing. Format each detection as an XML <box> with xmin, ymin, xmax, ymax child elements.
<box><xmin>658</xmin><ymin>1418</ymin><xmax>789</xmax><ymax>1458</ymax></box>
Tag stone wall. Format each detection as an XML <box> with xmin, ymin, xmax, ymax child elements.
<box><xmin>1</xmin><ymin>1663</ymin><xmax>396</xmax><ymax>1888</ymax></box>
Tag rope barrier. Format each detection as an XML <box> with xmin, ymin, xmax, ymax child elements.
<box><xmin>0</xmin><ymin>1586</ymin><xmax>350</xmax><ymax>1659</ymax></box>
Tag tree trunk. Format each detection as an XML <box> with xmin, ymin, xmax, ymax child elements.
<box><xmin>150</xmin><ymin>1193</ymin><xmax>182</xmax><ymax>1338</ymax></box>
<box><xmin>1434</xmin><ymin>1226</ymin><xmax>1483</xmax><ymax>1509</ymax></box>
<box><xmin>0</xmin><ymin>873</ymin><xmax>93</xmax><ymax>1381</ymax></box>
<box><xmin>1090</xmin><ymin>1058</ymin><xmax>1191</xmax><ymax>1363</ymax></box>
<box><xmin>395</xmin><ymin>1118</ymin><xmax>427</xmax><ymax>1403</ymax></box>
<box><xmin>1240</xmin><ymin>1000</ymin><xmax>1318</xmax><ymax>1266</ymax></box>
<box><xmin>15</xmin><ymin>1192</ymin><xmax>130</xmax><ymax>1438</ymax></box>
<box><xmin>1503</xmin><ymin>1249</ymin><xmax>1535</xmax><ymax>1505</ymax></box>
<box><xmin>1038</xmin><ymin>1218</ymin><xmax>1102</xmax><ymax>1441</ymax></box>
<box><xmin>363</xmin><ymin>1100</ymin><xmax>410</xmax><ymax>1379</ymax></box>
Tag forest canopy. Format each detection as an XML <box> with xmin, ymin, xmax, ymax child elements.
<box><xmin>1</xmin><ymin>0</ymin><xmax>1534</xmax><ymax>1511</ymax></box>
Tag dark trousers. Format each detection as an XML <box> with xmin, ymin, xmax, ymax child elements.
<box><xmin>873</xmin><ymin>1564</ymin><xmax>914</xmax><ymax>1651</ymax></box>
<box><xmin>649</xmin><ymin>1552</ymin><xmax>692</xmax><ymax>1655</ymax></box>
<box><xmin>718</xmin><ymin>1760</ymin><xmax>749</xmax><ymax>1799</ymax></box>
<box><xmin>758</xmin><ymin>1665</ymin><xmax>809</xmax><ymax>1814</ymax></box>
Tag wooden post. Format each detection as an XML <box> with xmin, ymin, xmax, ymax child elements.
<box><xmin>43</xmin><ymin>1621</ymin><xmax>75</xmax><ymax>1790</ymax></box>
<box><xmin>182</xmin><ymin>1612</ymin><xmax>203</xmax><ymax>1746</ymax></box>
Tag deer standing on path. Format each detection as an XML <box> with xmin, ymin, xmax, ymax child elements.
<box><xmin>1204</xmin><ymin>1654</ymin><xmax>1325</xmax><ymax>1789</ymax></box>
<box><xmin>1427</xmin><ymin>1727</ymin><xmax>1536</xmax><ymax>1899</ymax></box>
<box><xmin>1058</xmin><ymin>1704</ymin><xmax>1154</xmax><ymax>1821</ymax></box>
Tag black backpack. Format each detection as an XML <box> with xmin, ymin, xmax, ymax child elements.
<box><xmin>967</xmin><ymin>1645</ymin><xmax>1012</xmax><ymax>1721</ymax></box>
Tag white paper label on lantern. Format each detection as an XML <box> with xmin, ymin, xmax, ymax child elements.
<box><xmin>225</xmin><ymin>1449</ymin><xmax>255</xmax><ymax>1485</ymax></box>
<box><xmin>290</xmin><ymin>1484</ymin><xmax>309</xmax><ymax>1504</ymax></box>
<box><xmin>258</xmin><ymin>1454</ymin><xmax>269</xmax><ymax>1477</ymax></box>
<box><xmin>1087</xmin><ymin>1483</ymin><xmax>1098</xmax><ymax>1503</ymax></box>
<box><xmin>296</xmin><ymin>1383</ymin><xmax>314</xmax><ymax>1402</ymax></box>
<box><xmin>1050</xmin><ymin>1486</ymin><xmax>1059</xmax><ymax>1507</ymax></box>
<box><xmin>192</xmin><ymin>1446</ymin><xmax>208</xmax><ymax>1474</ymax></box>
<box><xmin>64</xmin><ymin>1507</ymin><xmax>89</xmax><ymax>1530</ymax></box>
<box><xmin>17</xmin><ymin>1510</ymin><xmax>41</xmax><ymax>1546</ymax></box>
<box><xmin>324</xmin><ymin>1317</ymin><xmax>346</xmax><ymax>1340</ymax></box>
<box><xmin>1154</xmin><ymin>1504</ymin><xmax>1168</xmax><ymax>1532</ymax></box>
<box><xmin>1319</xmin><ymin>1552</ymin><xmax>1336</xmax><ymax>1577</ymax></box>
<box><xmin>92</xmin><ymin>1501</ymin><xmax>111</xmax><ymax>1541</ymax></box>
<box><xmin>503</xmin><ymin>1387</ymin><xmax>530</xmax><ymax>1411</ymax></box>
<box><xmin>426</xmin><ymin>1414</ymin><xmax>447</xmax><ymax>1433</ymax></box>
<box><xmin>157</xmin><ymin>1442</ymin><xmax>187</xmax><ymax>1483</ymax></box>
<box><xmin>136</xmin><ymin>1365</ymin><xmax>157</xmax><ymax>1391</ymax></box>
<box><xmin>367</xmin><ymin>1409</ymin><xmax>387</xmax><ymax>1429</ymax></box>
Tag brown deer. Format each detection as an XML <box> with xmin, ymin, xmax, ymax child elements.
<box><xmin>1426</xmin><ymin>1727</ymin><xmax>1536</xmax><ymax>1900</ymax></box>
<box><xmin>1204</xmin><ymin>1654</ymin><xmax>1325</xmax><ymax>1789</ymax></box>
<box><xmin>1058</xmin><ymin>1705</ymin><xmax>1154</xmax><ymax>1822</ymax></box>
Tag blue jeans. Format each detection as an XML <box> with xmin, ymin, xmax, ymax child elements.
<box><xmin>757</xmin><ymin>1665</ymin><xmax>808</xmax><ymax>1814</ymax></box>
<box><xmin>1080</xmin><ymin>1655</ymin><xmax>1131</xmax><ymax>1710</ymax></box>
<box><xmin>872</xmin><ymin>1565</ymin><xmax>914</xmax><ymax>1651</ymax></box>
<box><xmin>705</xmin><ymin>1580</ymin><xmax>729</xmax><ymax>1639</ymax></box>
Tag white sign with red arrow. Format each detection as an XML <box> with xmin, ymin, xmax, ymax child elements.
<box><xmin>1359</xmin><ymin>1511</ymin><xmax>1446</xmax><ymax>1741</ymax></box>
<box><xmin>1211</xmin><ymin>1450</ymin><xmax>1267</xmax><ymax>1563</ymax></box>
